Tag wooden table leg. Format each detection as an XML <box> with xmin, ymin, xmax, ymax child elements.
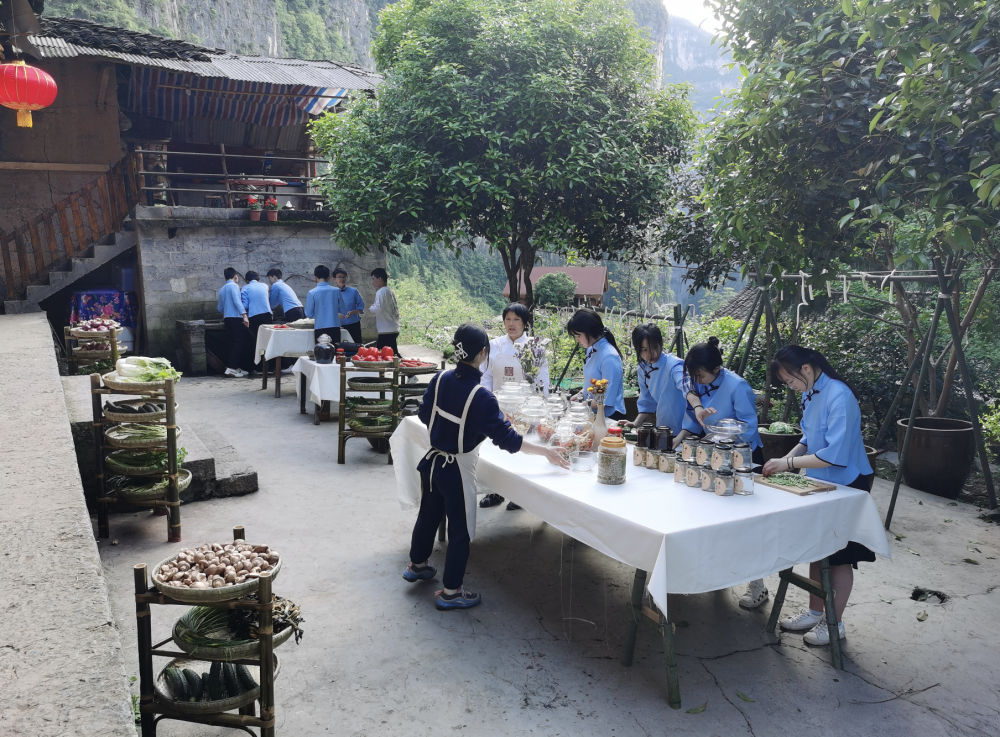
<box><xmin>622</xmin><ymin>568</ymin><xmax>681</xmax><ymax>708</ymax></box>
<box><xmin>273</xmin><ymin>357</ymin><xmax>281</xmax><ymax>398</ymax></box>
<box><xmin>661</xmin><ymin>613</ymin><xmax>681</xmax><ymax>709</ymax></box>
<box><xmin>260</xmin><ymin>352</ymin><xmax>268</xmax><ymax>391</ymax></box>
<box><xmin>818</xmin><ymin>558</ymin><xmax>844</xmax><ymax>669</ymax></box>
<box><xmin>765</xmin><ymin>568</ymin><xmax>792</xmax><ymax>635</ymax></box>
<box><xmin>622</xmin><ymin>568</ymin><xmax>646</xmax><ymax>666</ymax></box>
<box><xmin>299</xmin><ymin>373</ymin><xmax>307</xmax><ymax>414</ymax></box>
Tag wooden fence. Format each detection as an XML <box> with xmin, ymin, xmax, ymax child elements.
<box><xmin>0</xmin><ymin>156</ymin><xmax>139</xmax><ymax>303</ymax></box>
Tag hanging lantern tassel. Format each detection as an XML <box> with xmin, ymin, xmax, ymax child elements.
<box><xmin>0</xmin><ymin>60</ymin><xmax>59</xmax><ymax>128</ymax></box>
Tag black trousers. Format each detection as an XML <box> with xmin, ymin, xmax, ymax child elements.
<box><xmin>283</xmin><ymin>306</ymin><xmax>304</xmax><ymax>322</ymax></box>
<box><xmin>409</xmin><ymin>455</ymin><xmax>471</xmax><ymax>590</ymax></box>
<box><xmin>376</xmin><ymin>332</ymin><xmax>400</xmax><ymax>355</ymax></box>
<box><xmin>249</xmin><ymin>313</ymin><xmax>272</xmax><ymax>368</ymax></box>
<box><xmin>342</xmin><ymin>321</ymin><xmax>363</xmax><ymax>343</ymax></box>
<box><xmin>224</xmin><ymin>317</ymin><xmax>251</xmax><ymax>371</ymax></box>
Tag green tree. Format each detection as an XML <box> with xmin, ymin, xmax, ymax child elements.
<box><xmin>534</xmin><ymin>272</ymin><xmax>577</xmax><ymax>308</ymax></box>
<box><xmin>311</xmin><ymin>0</ymin><xmax>697</xmax><ymax>308</ymax></box>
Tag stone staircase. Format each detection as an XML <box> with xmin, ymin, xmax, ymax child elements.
<box><xmin>3</xmin><ymin>228</ymin><xmax>138</xmax><ymax>314</ymax></box>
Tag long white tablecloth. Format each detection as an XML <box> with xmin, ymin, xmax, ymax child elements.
<box><xmin>291</xmin><ymin>357</ymin><xmax>381</xmax><ymax>407</ymax></box>
<box><xmin>255</xmin><ymin>326</ymin><xmax>314</xmax><ymax>362</ymax></box>
<box><xmin>390</xmin><ymin>416</ymin><xmax>891</xmax><ymax>616</ymax></box>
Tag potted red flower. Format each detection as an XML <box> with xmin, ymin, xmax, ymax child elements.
<box><xmin>264</xmin><ymin>196</ymin><xmax>279</xmax><ymax>221</ymax></box>
<box><xmin>247</xmin><ymin>195</ymin><xmax>261</xmax><ymax>221</ymax></box>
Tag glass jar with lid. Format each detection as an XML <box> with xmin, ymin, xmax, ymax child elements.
<box><xmin>674</xmin><ymin>457</ymin><xmax>688</xmax><ymax>484</ymax></box>
<box><xmin>313</xmin><ymin>334</ymin><xmax>335</xmax><ymax>364</ymax></box>
<box><xmin>566</xmin><ymin>404</ymin><xmax>596</xmax><ymax>451</ymax></box>
<box><xmin>734</xmin><ymin>466</ymin><xmax>755</xmax><ymax>495</ymax></box>
<box><xmin>685</xmin><ymin>460</ymin><xmax>701</xmax><ymax>487</ymax></box>
<box><xmin>637</xmin><ymin>423</ymin><xmax>655</xmax><ymax>451</ymax></box>
<box><xmin>633</xmin><ymin>444</ymin><xmax>647</xmax><ymax>467</ymax></box>
<box><xmin>680</xmin><ymin>436</ymin><xmax>697</xmax><ymax>462</ymax></box>
<box><xmin>655</xmin><ymin>425</ymin><xmax>674</xmax><ymax>452</ymax></box>
<box><xmin>597</xmin><ymin>427</ymin><xmax>627</xmax><ymax>485</ymax></box>
<box><xmin>513</xmin><ymin>403</ymin><xmax>547</xmax><ymax>441</ymax></box>
<box><xmin>711</xmin><ymin>442</ymin><xmax>733</xmax><ymax>471</ymax></box>
<box><xmin>731</xmin><ymin>442</ymin><xmax>752</xmax><ymax>470</ymax></box>
<box><xmin>695</xmin><ymin>438</ymin><xmax>715</xmax><ymax>466</ymax></box>
<box><xmin>700</xmin><ymin>463</ymin><xmax>715</xmax><ymax>492</ymax></box>
<box><xmin>658</xmin><ymin>449</ymin><xmax>676</xmax><ymax>474</ymax></box>
<box><xmin>644</xmin><ymin>448</ymin><xmax>659</xmax><ymax>470</ymax></box>
<box><xmin>714</xmin><ymin>465</ymin><xmax>735</xmax><ymax>496</ymax></box>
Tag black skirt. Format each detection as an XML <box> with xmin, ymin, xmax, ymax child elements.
<box><xmin>828</xmin><ymin>472</ymin><xmax>877</xmax><ymax>568</ymax></box>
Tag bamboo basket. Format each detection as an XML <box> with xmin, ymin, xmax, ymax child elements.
<box><xmin>102</xmin><ymin>371</ymin><xmax>170</xmax><ymax>393</ymax></box>
<box><xmin>344</xmin><ymin>397</ymin><xmax>392</xmax><ymax>412</ymax></box>
<box><xmin>347</xmin><ymin>376</ymin><xmax>392</xmax><ymax>391</ymax></box>
<box><xmin>350</xmin><ymin>358</ymin><xmax>393</xmax><ymax>369</ymax></box>
<box><xmin>152</xmin><ymin>552</ymin><xmax>282</xmax><ymax>604</ymax></box>
<box><xmin>397</xmin><ymin>361</ymin><xmax>439</xmax><ymax>375</ymax></box>
<box><xmin>105</xmin><ymin>449</ymin><xmax>174</xmax><ymax>476</ymax></box>
<box><xmin>172</xmin><ymin>605</ymin><xmax>294</xmax><ymax>660</ymax></box>
<box><xmin>104</xmin><ymin>424</ymin><xmax>181</xmax><ymax>449</ymax></box>
<box><xmin>70</xmin><ymin>326</ymin><xmax>119</xmax><ymax>339</ymax></box>
<box><xmin>347</xmin><ymin>416</ymin><xmax>395</xmax><ymax>434</ymax></box>
<box><xmin>154</xmin><ymin>655</ymin><xmax>279</xmax><ymax>714</ymax></box>
<box><xmin>113</xmin><ymin>469</ymin><xmax>192</xmax><ymax>502</ymax></box>
<box><xmin>103</xmin><ymin>399</ymin><xmax>174</xmax><ymax>423</ymax></box>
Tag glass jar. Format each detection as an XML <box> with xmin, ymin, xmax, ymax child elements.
<box><xmin>566</xmin><ymin>404</ymin><xmax>596</xmax><ymax>451</ymax></box>
<box><xmin>597</xmin><ymin>429</ymin><xmax>627</xmax><ymax>485</ymax></box>
<box><xmin>695</xmin><ymin>439</ymin><xmax>714</xmax><ymax>466</ymax></box>
<box><xmin>680</xmin><ymin>436</ymin><xmax>697</xmax><ymax>462</ymax></box>
<box><xmin>637</xmin><ymin>423</ymin><xmax>654</xmax><ymax>451</ymax></box>
<box><xmin>513</xmin><ymin>404</ymin><xmax>547</xmax><ymax>441</ymax></box>
<box><xmin>658</xmin><ymin>449</ymin><xmax>675</xmax><ymax>474</ymax></box>
<box><xmin>313</xmin><ymin>334</ymin><xmax>335</xmax><ymax>364</ymax></box>
<box><xmin>685</xmin><ymin>460</ymin><xmax>701</xmax><ymax>487</ymax></box>
<box><xmin>711</xmin><ymin>442</ymin><xmax>732</xmax><ymax>471</ymax></box>
<box><xmin>731</xmin><ymin>442</ymin><xmax>752</xmax><ymax>470</ymax></box>
<box><xmin>633</xmin><ymin>445</ymin><xmax>647</xmax><ymax>466</ymax></box>
<box><xmin>655</xmin><ymin>425</ymin><xmax>674</xmax><ymax>452</ymax></box>
<box><xmin>645</xmin><ymin>448</ymin><xmax>659</xmax><ymax>470</ymax></box>
<box><xmin>674</xmin><ymin>458</ymin><xmax>688</xmax><ymax>484</ymax></box>
<box><xmin>714</xmin><ymin>465</ymin><xmax>735</xmax><ymax>496</ymax></box>
<box><xmin>734</xmin><ymin>467</ymin><xmax>755</xmax><ymax>495</ymax></box>
<box><xmin>700</xmin><ymin>463</ymin><xmax>715</xmax><ymax>492</ymax></box>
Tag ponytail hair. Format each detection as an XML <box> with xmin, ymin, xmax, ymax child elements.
<box><xmin>566</xmin><ymin>309</ymin><xmax>623</xmax><ymax>358</ymax></box>
<box><xmin>771</xmin><ymin>344</ymin><xmax>857</xmax><ymax>398</ymax></box>
<box><xmin>684</xmin><ymin>336</ymin><xmax>723</xmax><ymax>377</ymax></box>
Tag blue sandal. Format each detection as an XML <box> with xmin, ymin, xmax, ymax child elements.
<box><xmin>402</xmin><ymin>563</ymin><xmax>436</xmax><ymax>582</ymax></box>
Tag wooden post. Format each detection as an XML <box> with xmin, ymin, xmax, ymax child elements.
<box><xmin>726</xmin><ymin>288</ymin><xmax>761</xmax><ymax>371</ymax></box>
<box><xmin>220</xmin><ymin>144</ymin><xmax>233</xmax><ymax>208</ymax></box>
<box><xmin>257</xmin><ymin>572</ymin><xmax>276</xmax><ymax>737</ymax></box>
<box><xmin>164</xmin><ymin>379</ymin><xmax>181</xmax><ymax>542</ymax></box>
<box><xmin>621</xmin><ymin>568</ymin><xmax>646</xmax><ymax>667</ymax></box>
<box><xmin>92</xmin><ymin>373</ymin><xmax>110</xmax><ymax>538</ymax></box>
<box><xmin>133</xmin><ymin>564</ymin><xmax>156</xmax><ymax>737</ymax></box>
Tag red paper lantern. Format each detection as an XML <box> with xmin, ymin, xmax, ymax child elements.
<box><xmin>0</xmin><ymin>60</ymin><xmax>58</xmax><ymax>128</ymax></box>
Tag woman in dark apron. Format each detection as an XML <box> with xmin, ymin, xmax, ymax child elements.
<box><xmin>403</xmin><ymin>324</ymin><xmax>568</xmax><ymax>610</ymax></box>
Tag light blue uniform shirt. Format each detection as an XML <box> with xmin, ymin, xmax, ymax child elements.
<box><xmin>682</xmin><ymin>367</ymin><xmax>762</xmax><ymax>450</ymax></box>
<box><xmin>636</xmin><ymin>352</ymin><xmax>687</xmax><ymax>433</ymax></box>
<box><xmin>305</xmin><ymin>281</ymin><xmax>342</xmax><ymax>330</ymax></box>
<box><xmin>583</xmin><ymin>337</ymin><xmax>625</xmax><ymax>418</ymax></box>
<box><xmin>800</xmin><ymin>372</ymin><xmax>872</xmax><ymax>485</ymax></box>
<box><xmin>241</xmin><ymin>280</ymin><xmax>272</xmax><ymax>318</ymax></box>
<box><xmin>338</xmin><ymin>286</ymin><xmax>365</xmax><ymax>326</ymax></box>
<box><xmin>268</xmin><ymin>279</ymin><xmax>302</xmax><ymax>313</ymax></box>
<box><xmin>217</xmin><ymin>280</ymin><xmax>244</xmax><ymax>319</ymax></box>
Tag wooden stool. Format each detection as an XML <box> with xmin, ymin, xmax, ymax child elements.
<box><xmin>765</xmin><ymin>557</ymin><xmax>845</xmax><ymax>669</ymax></box>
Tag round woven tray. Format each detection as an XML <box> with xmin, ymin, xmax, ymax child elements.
<box><xmin>347</xmin><ymin>376</ymin><xmax>392</xmax><ymax>391</ymax></box>
<box><xmin>397</xmin><ymin>382</ymin><xmax>429</xmax><ymax>395</ymax></box>
<box><xmin>102</xmin><ymin>371</ymin><xmax>170</xmax><ymax>393</ymax></box>
<box><xmin>398</xmin><ymin>362</ymin><xmax>438</xmax><ymax>375</ymax></box>
<box><xmin>153</xmin><ymin>551</ymin><xmax>282</xmax><ymax>604</ymax></box>
<box><xmin>72</xmin><ymin>345</ymin><xmax>114</xmax><ymax>358</ymax></box>
<box><xmin>347</xmin><ymin>418</ymin><xmax>394</xmax><ymax>434</ymax></box>
<box><xmin>344</xmin><ymin>398</ymin><xmax>392</xmax><ymax>412</ymax></box>
<box><xmin>104</xmin><ymin>424</ymin><xmax>181</xmax><ymax>450</ymax></box>
<box><xmin>70</xmin><ymin>326</ymin><xmax>118</xmax><ymax>339</ymax></box>
<box><xmin>115</xmin><ymin>469</ymin><xmax>192</xmax><ymax>502</ymax></box>
<box><xmin>350</xmin><ymin>359</ymin><xmax>393</xmax><ymax>369</ymax></box>
<box><xmin>154</xmin><ymin>655</ymin><xmax>279</xmax><ymax>714</ymax></box>
<box><xmin>104</xmin><ymin>400</ymin><xmax>173</xmax><ymax>423</ymax></box>
<box><xmin>172</xmin><ymin>606</ymin><xmax>294</xmax><ymax>660</ymax></box>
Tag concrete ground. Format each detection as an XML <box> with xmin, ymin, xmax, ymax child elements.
<box><xmin>97</xmin><ymin>350</ymin><xmax>1000</xmax><ymax>737</ymax></box>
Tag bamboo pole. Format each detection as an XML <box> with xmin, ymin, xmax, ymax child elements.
<box><xmin>133</xmin><ymin>564</ymin><xmax>156</xmax><ymax>737</ymax></box>
<box><xmin>165</xmin><ymin>379</ymin><xmax>181</xmax><ymax>542</ymax></box>
<box><xmin>726</xmin><ymin>287</ymin><xmax>761</xmax><ymax>371</ymax></box>
<box><xmin>92</xmin><ymin>373</ymin><xmax>111</xmax><ymax>538</ymax></box>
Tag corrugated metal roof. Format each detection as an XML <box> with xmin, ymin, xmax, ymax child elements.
<box><xmin>28</xmin><ymin>18</ymin><xmax>378</xmax><ymax>90</ymax></box>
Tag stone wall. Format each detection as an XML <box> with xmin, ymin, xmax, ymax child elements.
<box><xmin>134</xmin><ymin>206</ymin><xmax>385</xmax><ymax>359</ymax></box>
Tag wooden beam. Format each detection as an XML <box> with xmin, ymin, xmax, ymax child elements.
<box><xmin>0</xmin><ymin>162</ymin><xmax>110</xmax><ymax>173</ymax></box>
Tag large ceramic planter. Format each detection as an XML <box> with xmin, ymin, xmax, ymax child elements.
<box><xmin>758</xmin><ymin>425</ymin><xmax>802</xmax><ymax>462</ymax></box>
<box><xmin>896</xmin><ymin>417</ymin><xmax>974</xmax><ymax>499</ymax></box>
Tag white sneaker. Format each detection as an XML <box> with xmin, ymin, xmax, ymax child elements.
<box><xmin>803</xmin><ymin>620</ymin><xmax>846</xmax><ymax>646</ymax></box>
<box><xmin>224</xmin><ymin>368</ymin><xmax>238</xmax><ymax>377</ymax></box>
<box><xmin>234</xmin><ymin>369</ymin><xmax>249</xmax><ymax>378</ymax></box>
<box><xmin>738</xmin><ymin>579</ymin><xmax>769</xmax><ymax>609</ymax></box>
<box><xmin>779</xmin><ymin>609</ymin><xmax>824</xmax><ymax>631</ymax></box>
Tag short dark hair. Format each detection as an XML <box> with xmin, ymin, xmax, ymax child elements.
<box><xmin>314</xmin><ymin>265</ymin><xmax>330</xmax><ymax>280</ymax></box>
<box><xmin>684</xmin><ymin>337</ymin><xmax>723</xmax><ymax>377</ymax></box>
<box><xmin>266</xmin><ymin>268</ymin><xmax>282</xmax><ymax>279</ymax></box>
<box><xmin>502</xmin><ymin>303</ymin><xmax>531</xmax><ymax>328</ymax></box>
<box><xmin>631</xmin><ymin>323</ymin><xmax>663</xmax><ymax>361</ymax></box>
<box><xmin>224</xmin><ymin>267</ymin><xmax>238</xmax><ymax>280</ymax></box>
<box><xmin>333</xmin><ymin>268</ymin><xmax>348</xmax><ymax>279</ymax></box>
<box><xmin>371</xmin><ymin>267</ymin><xmax>389</xmax><ymax>282</ymax></box>
<box><xmin>245</xmin><ymin>270</ymin><xmax>259</xmax><ymax>282</ymax></box>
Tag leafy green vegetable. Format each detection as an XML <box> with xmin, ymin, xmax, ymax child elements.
<box><xmin>115</xmin><ymin>357</ymin><xmax>182</xmax><ymax>383</ymax></box>
<box><xmin>767</xmin><ymin>422</ymin><xmax>798</xmax><ymax>434</ymax></box>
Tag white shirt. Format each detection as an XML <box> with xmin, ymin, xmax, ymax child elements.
<box><xmin>480</xmin><ymin>334</ymin><xmax>550</xmax><ymax>396</ymax></box>
<box><xmin>369</xmin><ymin>285</ymin><xmax>399</xmax><ymax>334</ymax></box>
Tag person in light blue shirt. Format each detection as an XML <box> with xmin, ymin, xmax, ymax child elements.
<box><xmin>266</xmin><ymin>268</ymin><xmax>304</xmax><ymax>321</ymax></box>
<box><xmin>217</xmin><ymin>266</ymin><xmax>250</xmax><ymax>377</ymax></box>
<box><xmin>305</xmin><ymin>265</ymin><xmax>342</xmax><ymax>343</ymax></box>
<box><xmin>565</xmin><ymin>309</ymin><xmax>625</xmax><ymax>419</ymax></box>
<box><xmin>333</xmin><ymin>268</ymin><xmax>365</xmax><ymax>343</ymax></box>
<box><xmin>762</xmin><ymin>344</ymin><xmax>876</xmax><ymax>647</ymax></box>
<box><xmin>630</xmin><ymin>323</ymin><xmax>686</xmax><ymax>438</ymax></box>
<box><xmin>679</xmin><ymin>336</ymin><xmax>763</xmax><ymax>455</ymax></box>
<box><xmin>241</xmin><ymin>271</ymin><xmax>272</xmax><ymax>373</ymax></box>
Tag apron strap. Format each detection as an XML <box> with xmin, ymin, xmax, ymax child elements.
<box><xmin>456</xmin><ymin>385</ymin><xmax>484</xmax><ymax>452</ymax></box>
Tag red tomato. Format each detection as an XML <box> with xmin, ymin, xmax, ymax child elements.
<box><xmin>381</xmin><ymin>346</ymin><xmax>394</xmax><ymax>359</ymax></box>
